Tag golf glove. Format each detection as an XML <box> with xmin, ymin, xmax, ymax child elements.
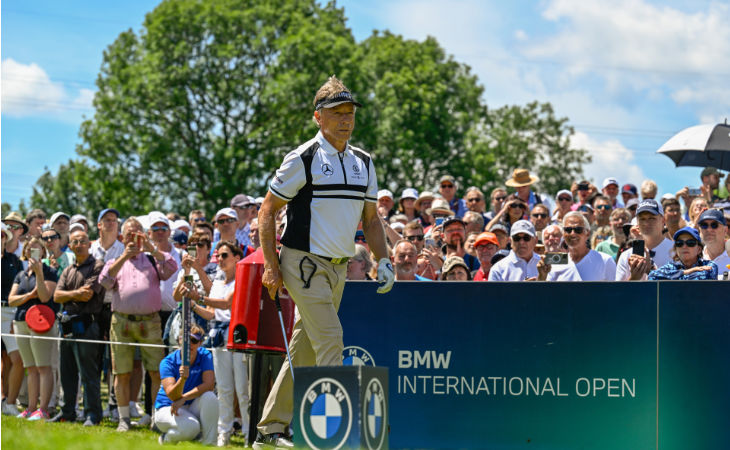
<box><xmin>376</xmin><ymin>258</ymin><xmax>395</xmax><ymax>294</ymax></box>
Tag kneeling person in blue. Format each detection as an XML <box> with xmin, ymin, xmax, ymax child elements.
<box><xmin>155</xmin><ymin>325</ymin><xmax>218</xmax><ymax>445</ymax></box>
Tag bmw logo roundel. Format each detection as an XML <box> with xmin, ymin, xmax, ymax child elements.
<box><xmin>342</xmin><ymin>345</ymin><xmax>376</xmax><ymax>366</ymax></box>
<box><xmin>321</xmin><ymin>163</ymin><xmax>334</xmax><ymax>176</ymax></box>
<box><xmin>300</xmin><ymin>377</ymin><xmax>353</xmax><ymax>450</ymax></box>
<box><xmin>363</xmin><ymin>378</ymin><xmax>387</xmax><ymax>450</ymax></box>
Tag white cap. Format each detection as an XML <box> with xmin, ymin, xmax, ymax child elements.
<box><xmin>214</xmin><ymin>207</ymin><xmax>238</xmax><ymax>222</ymax></box>
<box><xmin>69</xmin><ymin>223</ymin><xmax>86</xmax><ymax>233</ymax></box>
<box><xmin>400</xmin><ymin>188</ymin><xmax>419</xmax><ymax>201</ymax></box>
<box><xmin>255</xmin><ymin>197</ymin><xmax>264</xmax><ymax>205</ymax></box>
<box><xmin>602</xmin><ymin>177</ymin><xmax>619</xmax><ymax>189</ymax></box>
<box><xmin>390</xmin><ymin>222</ymin><xmax>405</xmax><ymax>233</ymax></box>
<box><xmin>555</xmin><ymin>189</ymin><xmax>573</xmax><ymax>200</ymax></box>
<box><xmin>50</xmin><ymin>211</ymin><xmax>70</xmax><ymax>225</ymax></box>
<box><xmin>510</xmin><ymin>219</ymin><xmax>536</xmax><ymax>238</ymax></box>
<box><xmin>172</xmin><ymin>219</ymin><xmax>191</xmax><ymax>231</ymax></box>
<box><xmin>377</xmin><ymin>189</ymin><xmax>394</xmax><ymax>201</ymax></box>
<box><xmin>661</xmin><ymin>193</ymin><xmax>676</xmax><ymax>201</ymax></box>
<box><xmin>147</xmin><ymin>211</ymin><xmax>170</xmax><ymax>227</ymax></box>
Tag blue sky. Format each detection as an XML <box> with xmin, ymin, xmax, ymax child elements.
<box><xmin>2</xmin><ymin>0</ymin><xmax>729</xmax><ymax>210</ymax></box>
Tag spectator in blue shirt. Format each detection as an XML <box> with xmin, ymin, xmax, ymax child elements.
<box><xmin>154</xmin><ymin>324</ymin><xmax>218</xmax><ymax>445</ymax></box>
<box><xmin>648</xmin><ymin>227</ymin><xmax>718</xmax><ymax>280</ymax></box>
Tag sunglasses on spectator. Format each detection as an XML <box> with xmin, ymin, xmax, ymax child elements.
<box><xmin>216</xmin><ymin>218</ymin><xmax>237</xmax><ymax>225</ymax></box>
<box><xmin>563</xmin><ymin>226</ymin><xmax>585</xmax><ymax>234</ymax></box>
<box><xmin>509</xmin><ymin>203</ymin><xmax>526</xmax><ymax>209</ymax></box>
<box><xmin>354</xmin><ymin>236</ymin><xmax>367</xmax><ymax>243</ymax></box>
<box><xmin>189</xmin><ymin>241</ymin><xmax>209</xmax><ymax>248</ymax></box>
<box><xmin>190</xmin><ymin>336</ymin><xmax>201</xmax><ymax>344</ymax></box>
<box><xmin>512</xmin><ymin>234</ymin><xmax>531</xmax><ymax>242</ymax></box>
<box><xmin>70</xmin><ymin>239</ymin><xmax>90</xmax><ymax>245</ymax></box>
<box><xmin>406</xmin><ymin>235</ymin><xmax>424</xmax><ymax>242</ymax></box>
<box><xmin>192</xmin><ymin>217</ymin><xmax>207</xmax><ymax>223</ymax></box>
<box><xmin>7</xmin><ymin>224</ymin><xmax>24</xmax><ymax>231</ymax></box>
<box><xmin>698</xmin><ymin>221</ymin><xmax>720</xmax><ymax>230</ymax></box>
<box><xmin>218</xmin><ymin>252</ymin><xmax>232</xmax><ymax>260</ymax></box>
<box><xmin>466</xmin><ymin>197</ymin><xmax>482</xmax><ymax>203</ymax></box>
<box><xmin>42</xmin><ymin>234</ymin><xmax>61</xmax><ymax>242</ymax></box>
<box><xmin>596</xmin><ymin>205</ymin><xmax>612</xmax><ymax>210</ymax></box>
<box><xmin>628</xmin><ymin>206</ymin><xmax>637</xmax><ymax>211</ymax></box>
<box><xmin>558</xmin><ymin>197</ymin><xmax>572</xmax><ymax>202</ymax></box>
<box><xmin>494</xmin><ymin>196</ymin><xmax>507</xmax><ymax>202</ymax></box>
<box><xmin>531</xmin><ymin>213</ymin><xmax>548</xmax><ymax>219</ymax></box>
<box><xmin>150</xmin><ymin>226</ymin><xmax>169</xmax><ymax>232</ymax></box>
<box><xmin>675</xmin><ymin>239</ymin><xmax>698</xmax><ymax>248</ymax></box>
<box><xmin>441</xmin><ymin>184</ymin><xmax>454</xmax><ymax>189</ymax></box>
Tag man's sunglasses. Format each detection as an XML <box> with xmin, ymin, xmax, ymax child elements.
<box><xmin>441</xmin><ymin>184</ymin><xmax>454</xmax><ymax>189</ymax></box>
<box><xmin>494</xmin><ymin>196</ymin><xmax>507</xmax><ymax>202</ymax></box>
<box><xmin>189</xmin><ymin>241</ymin><xmax>209</xmax><ymax>248</ymax></box>
<box><xmin>512</xmin><ymin>234</ymin><xmax>532</xmax><ymax>242</ymax></box>
<box><xmin>698</xmin><ymin>221</ymin><xmax>720</xmax><ymax>230</ymax></box>
<box><xmin>557</xmin><ymin>197</ymin><xmax>572</xmax><ymax>202</ymax></box>
<box><xmin>7</xmin><ymin>224</ymin><xmax>24</xmax><ymax>231</ymax></box>
<box><xmin>70</xmin><ymin>239</ymin><xmax>90</xmax><ymax>245</ymax></box>
<box><xmin>596</xmin><ymin>205</ymin><xmax>612</xmax><ymax>210</ymax></box>
<box><xmin>531</xmin><ymin>213</ymin><xmax>548</xmax><ymax>219</ymax></box>
<box><xmin>190</xmin><ymin>336</ymin><xmax>201</xmax><ymax>344</ymax></box>
<box><xmin>406</xmin><ymin>235</ymin><xmax>424</xmax><ymax>242</ymax></box>
<box><xmin>42</xmin><ymin>234</ymin><xmax>60</xmax><ymax>242</ymax></box>
<box><xmin>564</xmin><ymin>226</ymin><xmax>585</xmax><ymax>234</ymax></box>
<box><xmin>509</xmin><ymin>203</ymin><xmax>526</xmax><ymax>209</ymax></box>
<box><xmin>218</xmin><ymin>252</ymin><xmax>231</xmax><ymax>260</ymax></box>
<box><xmin>675</xmin><ymin>239</ymin><xmax>698</xmax><ymax>248</ymax></box>
<box><xmin>150</xmin><ymin>226</ymin><xmax>169</xmax><ymax>232</ymax></box>
<box><xmin>466</xmin><ymin>197</ymin><xmax>482</xmax><ymax>203</ymax></box>
<box><xmin>216</xmin><ymin>218</ymin><xmax>237</xmax><ymax>225</ymax></box>
<box><xmin>354</xmin><ymin>236</ymin><xmax>367</xmax><ymax>243</ymax></box>
<box><xmin>192</xmin><ymin>217</ymin><xmax>207</xmax><ymax>223</ymax></box>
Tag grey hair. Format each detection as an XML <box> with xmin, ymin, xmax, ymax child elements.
<box><xmin>563</xmin><ymin>211</ymin><xmax>591</xmax><ymax>231</ymax></box>
<box><xmin>352</xmin><ymin>244</ymin><xmax>374</xmax><ymax>273</ymax></box>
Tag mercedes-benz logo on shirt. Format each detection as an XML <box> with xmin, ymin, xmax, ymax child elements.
<box><xmin>321</xmin><ymin>163</ymin><xmax>334</xmax><ymax>176</ymax></box>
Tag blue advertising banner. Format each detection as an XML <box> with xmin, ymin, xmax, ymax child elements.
<box><xmin>339</xmin><ymin>281</ymin><xmax>729</xmax><ymax>449</ymax></box>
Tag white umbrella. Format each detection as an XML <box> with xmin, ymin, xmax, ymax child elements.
<box><xmin>657</xmin><ymin>121</ymin><xmax>730</xmax><ymax>171</ymax></box>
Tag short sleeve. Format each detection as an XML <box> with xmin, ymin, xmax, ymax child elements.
<box><xmin>200</xmin><ymin>348</ymin><xmax>215</xmax><ymax>372</ymax></box>
<box><xmin>43</xmin><ymin>264</ymin><xmax>59</xmax><ymax>283</ymax></box>
<box><xmin>159</xmin><ymin>352</ymin><xmax>179</xmax><ymax>380</ymax></box>
<box><xmin>269</xmin><ymin>151</ymin><xmax>306</xmax><ymax>201</ymax></box>
<box><xmin>365</xmin><ymin>157</ymin><xmax>378</xmax><ymax>203</ymax></box>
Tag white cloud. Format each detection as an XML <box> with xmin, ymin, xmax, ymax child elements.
<box><xmin>571</xmin><ymin>131</ymin><xmax>647</xmax><ymax>187</ymax></box>
<box><xmin>1</xmin><ymin>58</ymin><xmax>93</xmax><ymax>119</ymax></box>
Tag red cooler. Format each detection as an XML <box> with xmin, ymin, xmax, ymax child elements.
<box><xmin>228</xmin><ymin>248</ymin><xmax>295</xmax><ymax>353</ymax></box>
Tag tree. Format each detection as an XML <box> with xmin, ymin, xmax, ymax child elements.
<box><xmin>34</xmin><ymin>0</ymin><xmax>357</xmax><ymax>217</ymax></box>
<box><xmin>350</xmin><ymin>31</ymin><xmax>486</xmax><ymax>192</ymax></box>
<box><xmin>464</xmin><ymin>101</ymin><xmax>590</xmax><ymax>195</ymax></box>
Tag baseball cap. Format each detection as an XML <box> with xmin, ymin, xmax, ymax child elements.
<box><xmin>147</xmin><ymin>211</ymin><xmax>170</xmax><ymax>227</ymax></box>
<box><xmin>97</xmin><ymin>208</ymin><xmax>120</xmax><ymax>224</ymax></box>
<box><xmin>69</xmin><ymin>223</ymin><xmax>86</xmax><ymax>233</ymax></box>
<box><xmin>400</xmin><ymin>188</ymin><xmax>419</xmax><ymax>201</ymax></box>
<box><xmin>255</xmin><ymin>197</ymin><xmax>264</xmax><ymax>205</ymax></box>
<box><xmin>510</xmin><ymin>220</ymin><xmax>536</xmax><ymax>238</ymax></box>
<box><xmin>697</xmin><ymin>209</ymin><xmax>727</xmax><ymax>226</ymax></box>
<box><xmin>172</xmin><ymin>229</ymin><xmax>188</xmax><ymax>246</ymax></box>
<box><xmin>439</xmin><ymin>175</ymin><xmax>456</xmax><ymax>186</ymax></box>
<box><xmin>377</xmin><ymin>189</ymin><xmax>394</xmax><ymax>201</ymax></box>
<box><xmin>474</xmin><ymin>232</ymin><xmax>499</xmax><ymax>247</ymax></box>
<box><xmin>555</xmin><ymin>189</ymin><xmax>573</xmax><ymax>200</ymax></box>
<box><xmin>490</xmin><ymin>249</ymin><xmax>510</xmax><ymax>265</ymax></box>
<box><xmin>626</xmin><ymin>198</ymin><xmax>640</xmax><ymax>209</ymax></box>
<box><xmin>673</xmin><ymin>226</ymin><xmax>701</xmax><ymax>243</ymax></box>
<box><xmin>442</xmin><ymin>256</ymin><xmax>469</xmax><ymax>275</ymax></box>
<box><xmin>701</xmin><ymin>167</ymin><xmax>724</xmax><ymax>178</ymax></box>
<box><xmin>622</xmin><ymin>184</ymin><xmax>638</xmax><ymax>195</ymax></box>
<box><xmin>172</xmin><ymin>219</ymin><xmax>191</xmax><ymax>231</ymax></box>
<box><xmin>231</xmin><ymin>194</ymin><xmax>256</xmax><ymax>208</ymax></box>
<box><xmin>214</xmin><ymin>207</ymin><xmax>238</xmax><ymax>222</ymax></box>
<box><xmin>70</xmin><ymin>214</ymin><xmax>89</xmax><ymax>226</ymax></box>
<box><xmin>602</xmin><ymin>177</ymin><xmax>619</xmax><ymax>189</ymax></box>
<box><xmin>636</xmin><ymin>199</ymin><xmax>663</xmax><ymax>216</ymax></box>
<box><xmin>489</xmin><ymin>223</ymin><xmax>509</xmax><ymax>235</ymax></box>
<box><xmin>578</xmin><ymin>203</ymin><xmax>595</xmax><ymax>213</ymax></box>
<box><xmin>50</xmin><ymin>212</ymin><xmax>70</xmax><ymax>225</ymax></box>
<box><xmin>442</xmin><ymin>216</ymin><xmax>466</xmax><ymax>229</ymax></box>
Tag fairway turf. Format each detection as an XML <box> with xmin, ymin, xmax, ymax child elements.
<box><xmin>1</xmin><ymin>415</ymin><xmax>248</xmax><ymax>449</ymax></box>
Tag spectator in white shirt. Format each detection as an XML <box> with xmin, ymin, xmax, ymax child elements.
<box><xmin>488</xmin><ymin>220</ymin><xmax>540</xmax><ymax>281</ymax></box>
<box><xmin>539</xmin><ymin>212</ymin><xmax>616</xmax><ymax>281</ymax></box>
<box><xmin>615</xmin><ymin>199</ymin><xmax>673</xmax><ymax>280</ymax></box>
<box><xmin>697</xmin><ymin>209</ymin><xmax>730</xmax><ymax>279</ymax></box>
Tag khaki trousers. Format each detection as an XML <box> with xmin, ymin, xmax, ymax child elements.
<box><xmin>257</xmin><ymin>246</ymin><xmax>347</xmax><ymax>435</ymax></box>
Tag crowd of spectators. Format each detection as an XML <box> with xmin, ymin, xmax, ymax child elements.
<box><xmin>1</xmin><ymin>166</ymin><xmax>729</xmax><ymax>445</ymax></box>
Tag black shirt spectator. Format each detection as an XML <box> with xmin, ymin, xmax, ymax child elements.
<box><xmin>13</xmin><ymin>263</ymin><xmax>59</xmax><ymax>320</ymax></box>
<box><xmin>2</xmin><ymin>251</ymin><xmax>23</xmax><ymax>304</ymax></box>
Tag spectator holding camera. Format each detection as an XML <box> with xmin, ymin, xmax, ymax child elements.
<box><xmin>539</xmin><ymin>212</ymin><xmax>616</xmax><ymax>281</ymax></box>
<box><xmin>8</xmin><ymin>237</ymin><xmax>58</xmax><ymax>420</ymax></box>
<box><xmin>488</xmin><ymin>220</ymin><xmax>540</xmax><ymax>281</ymax></box>
<box><xmin>648</xmin><ymin>227</ymin><xmax>717</xmax><ymax>280</ymax></box>
<box><xmin>52</xmin><ymin>229</ymin><xmax>105</xmax><ymax>425</ymax></box>
<box><xmin>615</xmin><ymin>200</ymin><xmax>673</xmax><ymax>281</ymax></box>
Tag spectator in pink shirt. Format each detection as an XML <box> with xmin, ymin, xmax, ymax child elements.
<box><xmin>99</xmin><ymin>217</ymin><xmax>177</xmax><ymax>433</ymax></box>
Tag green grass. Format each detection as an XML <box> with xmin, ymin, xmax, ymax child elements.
<box><xmin>1</xmin><ymin>415</ymin><xmax>249</xmax><ymax>449</ymax></box>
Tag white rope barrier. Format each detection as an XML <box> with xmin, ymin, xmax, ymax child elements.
<box><xmin>0</xmin><ymin>332</ymin><xmax>177</xmax><ymax>349</ymax></box>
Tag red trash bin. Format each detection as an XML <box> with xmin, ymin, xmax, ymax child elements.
<box><xmin>228</xmin><ymin>248</ymin><xmax>295</xmax><ymax>353</ymax></box>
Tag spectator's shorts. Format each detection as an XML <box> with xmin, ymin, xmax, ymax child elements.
<box><xmin>110</xmin><ymin>312</ymin><xmax>164</xmax><ymax>374</ymax></box>
<box><xmin>14</xmin><ymin>320</ymin><xmax>57</xmax><ymax>368</ymax></box>
<box><xmin>2</xmin><ymin>307</ymin><xmax>18</xmax><ymax>353</ymax></box>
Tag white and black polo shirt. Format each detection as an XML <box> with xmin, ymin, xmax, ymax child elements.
<box><xmin>270</xmin><ymin>132</ymin><xmax>378</xmax><ymax>258</ymax></box>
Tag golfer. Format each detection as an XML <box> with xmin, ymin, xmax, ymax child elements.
<box><xmin>253</xmin><ymin>76</ymin><xmax>394</xmax><ymax>449</ymax></box>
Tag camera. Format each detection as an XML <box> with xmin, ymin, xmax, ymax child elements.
<box><xmin>545</xmin><ymin>252</ymin><xmax>568</xmax><ymax>265</ymax></box>
<box><xmin>687</xmin><ymin>187</ymin><xmax>702</xmax><ymax>197</ymax></box>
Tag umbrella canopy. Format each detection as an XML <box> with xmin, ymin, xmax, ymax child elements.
<box><xmin>657</xmin><ymin>122</ymin><xmax>730</xmax><ymax>171</ymax></box>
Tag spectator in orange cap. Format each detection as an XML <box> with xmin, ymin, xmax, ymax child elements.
<box><xmin>472</xmin><ymin>232</ymin><xmax>500</xmax><ymax>281</ymax></box>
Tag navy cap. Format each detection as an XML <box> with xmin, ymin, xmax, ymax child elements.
<box><xmin>636</xmin><ymin>199</ymin><xmax>663</xmax><ymax>216</ymax></box>
<box><xmin>673</xmin><ymin>226</ymin><xmax>701</xmax><ymax>243</ymax></box>
<box><xmin>97</xmin><ymin>208</ymin><xmax>120</xmax><ymax>224</ymax></box>
<box><xmin>172</xmin><ymin>229</ymin><xmax>188</xmax><ymax>245</ymax></box>
<box><xmin>697</xmin><ymin>208</ymin><xmax>727</xmax><ymax>226</ymax></box>
<box><xmin>443</xmin><ymin>216</ymin><xmax>466</xmax><ymax>229</ymax></box>
<box><xmin>622</xmin><ymin>184</ymin><xmax>638</xmax><ymax>195</ymax></box>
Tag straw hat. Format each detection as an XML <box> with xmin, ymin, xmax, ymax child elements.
<box><xmin>2</xmin><ymin>212</ymin><xmax>28</xmax><ymax>234</ymax></box>
<box><xmin>505</xmin><ymin>169</ymin><xmax>539</xmax><ymax>188</ymax></box>
<box><xmin>426</xmin><ymin>198</ymin><xmax>453</xmax><ymax>216</ymax></box>
<box><xmin>415</xmin><ymin>191</ymin><xmax>435</xmax><ymax>210</ymax></box>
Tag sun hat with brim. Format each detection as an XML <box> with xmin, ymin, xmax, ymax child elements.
<box><xmin>415</xmin><ymin>191</ymin><xmax>435</xmax><ymax>210</ymax></box>
<box><xmin>442</xmin><ymin>255</ymin><xmax>469</xmax><ymax>275</ymax></box>
<box><xmin>426</xmin><ymin>198</ymin><xmax>453</xmax><ymax>216</ymax></box>
<box><xmin>505</xmin><ymin>169</ymin><xmax>539</xmax><ymax>188</ymax></box>
<box><xmin>26</xmin><ymin>304</ymin><xmax>55</xmax><ymax>333</ymax></box>
<box><xmin>673</xmin><ymin>226</ymin><xmax>701</xmax><ymax>243</ymax></box>
<box><xmin>1</xmin><ymin>223</ymin><xmax>13</xmax><ymax>241</ymax></box>
<box><xmin>474</xmin><ymin>231</ymin><xmax>499</xmax><ymax>247</ymax></box>
<box><xmin>315</xmin><ymin>91</ymin><xmax>362</xmax><ymax>110</ymax></box>
<box><xmin>2</xmin><ymin>212</ymin><xmax>28</xmax><ymax>234</ymax></box>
